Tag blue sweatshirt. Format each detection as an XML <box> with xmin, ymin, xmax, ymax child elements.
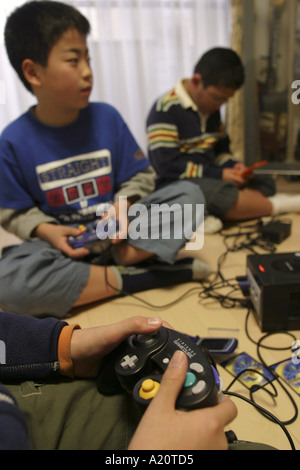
<box><xmin>0</xmin><ymin>312</ymin><xmax>67</xmax><ymax>449</ymax></box>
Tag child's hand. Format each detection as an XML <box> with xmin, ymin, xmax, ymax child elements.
<box><xmin>101</xmin><ymin>198</ymin><xmax>130</xmax><ymax>244</ymax></box>
<box><xmin>34</xmin><ymin>222</ymin><xmax>90</xmax><ymax>258</ymax></box>
<box><xmin>129</xmin><ymin>351</ymin><xmax>237</xmax><ymax>450</ymax></box>
<box><xmin>233</xmin><ymin>162</ymin><xmax>247</xmax><ymax>174</ymax></box>
<box><xmin>70</xmin><ymin>316</ymin><xmax>164</xmax><ymax>377</ymax></box>
<box><xmin>222</xmin><ymin>167</ymin><xmax>245</xmax><ymax>187</ymax></box>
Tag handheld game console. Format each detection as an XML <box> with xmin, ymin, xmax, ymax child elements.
<box><xmin>68</xmin><ymin>218</ymin><xmax>119</xmax><ymax>254</ymax></box>
<box><xmin>97</xmin><ymin>326</ymin><xmax>222</xmax><ymax>411</ymax></box>
<box><xmin>239</xmin><ymin>160</ymin><xmax>268</xmax><ymax>178</ymax></box>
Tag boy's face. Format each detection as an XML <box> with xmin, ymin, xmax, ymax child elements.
<box><xmin>35</xmin><ymin>28</ymin><xmax>92</xmax><ymax>124</ymax></box>
<box><xmin>190</xmin><ymin>74</ymin><xmax>235</xmax><ymax>115</ymax></box>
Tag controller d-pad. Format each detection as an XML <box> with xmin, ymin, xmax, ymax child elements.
<box><xmin>120</xmin><ymin>354</ymin><xmax>138</xmax><ymax>370</ymax></box>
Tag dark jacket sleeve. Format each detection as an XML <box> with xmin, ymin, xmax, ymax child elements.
<box><xmin>0</xmin><ymin>312</ymin><xmax>68</xmax><ymax>449</ymax></box>
<box><xmin>0</xmin><ymin>311</ymin><xmax>67</xmax><ymax>381</ymax></box>
<box><xmin>0</xmin><ymin>384</ymin><xmax>30</xmax><ymax>450</ymax></box>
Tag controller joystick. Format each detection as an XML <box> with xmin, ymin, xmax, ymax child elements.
<box><xmin>132</xmin><ymin>331</ymin><xmax>161</xmax><ymax>348</ymax></box>
<box><xmin>97</xmin><ymin>326</ymin><xmax>222</xmax><ymax>411</ymax></box>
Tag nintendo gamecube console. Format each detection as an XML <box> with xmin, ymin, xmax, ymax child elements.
<box><xmin>247</xmin><ymin>252</ymin><xmax>300</xmax><ymax>332</ymax></box>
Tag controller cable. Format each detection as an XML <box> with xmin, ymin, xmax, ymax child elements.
<box><xmin>101</xmin><ymin>215</ymin><xmax>288</xmax><ymax>310</ymax></box>
<box><xmin>245</xmin><ymin>310</ymin><xmax>298</xmax><ymax>426</ymax></box>
<box><xmin>101</xmin><ymin>220</ymin><xmax>299</xmax><ymax>448</ymax></box>
<box><xmin>221</xmin><ymin>310</ymin><xmax>298</xmax><ymax>450</ymax></box>
<box><xmin>197</xmin><ymin>220</ymin><xmax>277</xmax><ymax>310</ymax></box>
<box><xmin>198</xmin><ymin>345</ymin><xmax>296</xmax><ymax>450</ymax></box>
<box><xmin>223</xmin><ymin>389</ymin><xmax>296</xmax><ymax>450</ymax></box>
<box><xmin>103</xmin><ymin>257</ymin><xmax>204</xmax><ymax>309</ymax></box>
<box><xmin>102</xmin><ymin>220</ymin><xmax>271</xmax><ymax>310</ymax></box>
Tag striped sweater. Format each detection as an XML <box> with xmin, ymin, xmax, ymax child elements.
<box><xmin>147</xmin><ymin>80</ymin><xmax>236</xmax><ymax>188</ymax></box>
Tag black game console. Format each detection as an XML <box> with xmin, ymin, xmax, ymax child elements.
<box><xmin>97</xmin><ymin>326</ymin><xmax>222</xmax><ymax>411</ymax></box>
<box><xmin>247</xmin><ymin>252</ymin><xmax>300</xmax><ymax>332</ymax></box>
<box><xmin>259</xmin><ymin>221</ymin><xmax>291</xmax><ymax>244</ymax></box>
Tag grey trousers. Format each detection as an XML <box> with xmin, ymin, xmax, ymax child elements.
<box><xmin>0</xmin><ymin>181</ymin><xmax>204</xmax><ymax>317</ymax></box>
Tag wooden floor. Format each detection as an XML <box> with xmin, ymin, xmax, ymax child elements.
<box><xmin>1</xmin><ymin>176</ymin><xmax>300</xmax><ymax>450</ymax></box>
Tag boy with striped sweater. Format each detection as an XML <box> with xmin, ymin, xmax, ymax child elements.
<box><xmin>147</xmin><ymin>48</ymin><xmax>300</xmax><ymax>223</ymax></box>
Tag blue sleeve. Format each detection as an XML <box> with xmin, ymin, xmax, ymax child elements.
<box><xmin>0</xmin><ymin>312</ymin><xmax>67</xmax><ymax>381</ymax></box>
<box><xmin>0</xmin><ymin>137</ymin><xmax>35</xmax><ymax>210</ymax></box>
<box><xmin>0</xmin><ymin>312</ymin><xmax>67</xmax><ymax>449</ymax></box>
<box><xmin>0</xmin><ymin>384</ymin><xmax>30</xmax><ymax>450</ymax></box>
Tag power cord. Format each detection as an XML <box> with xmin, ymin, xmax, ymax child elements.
<box><xmin>103</xmin><ymin>218</ymin><xmax>279</xmax><ymax>310</ymax></box>
<box><xmin>103</xmin><ymin>262</ymin><xmax>203</xmax><ymax>309</ymax></box>
<box><xmin>195</xmin><ymin>220</ymin><xmax>277</xmax><ymax>310</ymax></box>
<box><xmin>224</xmin><ymin>390</ymin><xmax>296</xmax><ymax>450</ymax></box>
<box><xmin>221</xmin><ymin>308</ymin><xmax>298</xmax><ymax>450</ymax></box>
<box><xmin>101</xmin><ymin>218</ymin><xmax>299</xmax><ymax>449</ymax></box>
<box><xmin>245</xmin><ymin>311</ymin><xmax>298</xmax><ymax>425</ymax></box>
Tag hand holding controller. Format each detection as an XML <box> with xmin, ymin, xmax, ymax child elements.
<box><xmin>68</xmin><ymin>218</ymin><xmax>119</xmax><ymax>254</ymax></box>
<box><xmin>97</xmin><ymin>326</ymin><xmax>222</xmax><ymax>411</ymax></box>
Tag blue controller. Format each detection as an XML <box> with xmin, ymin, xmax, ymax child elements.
<box><xmin>97</xmin><ymin>326</ymin><xmax>222</xmax><ymax>411</ymax></box>
<box><xmin>68</xmin><ymin>218</ymin><xmax>119</xmax><ymax>253</ymax></box>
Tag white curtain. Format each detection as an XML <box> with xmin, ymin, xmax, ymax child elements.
<box><xmin>0</xmin><ymin>0</ymin><xmax>231</xmax><ymax>151</ymax></box>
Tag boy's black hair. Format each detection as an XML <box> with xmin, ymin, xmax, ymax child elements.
<box><xmin>194</xmin><ymin>47</ymin><xmax>245</xmax><ymax>90</ymax></box>
<box><xmin>4</xmin><ymin>0</ymin><xmax>91</xmax><ymax>93</ymax></box>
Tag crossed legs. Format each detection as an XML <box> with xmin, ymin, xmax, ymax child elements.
<box><xmin>74</xmin><ymin>245</ymin><xmax>154</xmax><ymax>307</ymax></box>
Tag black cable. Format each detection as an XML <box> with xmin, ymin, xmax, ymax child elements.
<box><xmin>223</xmin><ymin>390</ymin><xmax>296</xmax><ymax>450</ymax></box>
<box><xmin>255</xmin><ymin>333</ymin><xmax>299</xmax><ymax>426</ymax></box>
<box><xmin>102</xmin><ymin>218</ymin><xmax>276</xmax><ymax>311</ymax></box>
<box><xmin>222</xmin><ymin>308</ymin><xmax>299</xmax><ymax>449</ymax></box>
<box><xmin>224</xmin><ymin>367</ymin><xmax>279</xmax><ymax>400</ymax></box>
<box><xmin>210</xmin><ymin>223</ymin><xmax>298</xmax><ymax>448</ymax></box>
<box><xmin>101</xmin><ymin>219</ymin><xmax>299</xmax><ymax>448</ymax></box>
<box><xmin>245</xmin><ymin>309</ymin><xmax>297</xmax><ymax>352</ymax></box>
<box><xmin>104</xmin><ymin>262</ymin><xmax>203</xmax><ymax>310</ymax></box>
<box><xmin>223</xmin><ymin>356</ymin><xmax>297</xmax><ymax>448</ymax></box>
<box><xmin>195</xmin><ymin>220</ymin><xmax>278</xmax><ymax>310</ymax></box>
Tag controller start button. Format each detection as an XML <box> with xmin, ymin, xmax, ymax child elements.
<box><xmin>139</xmin><ymin>379</ymin><xmax>160</xmax><ymax>400</ymax></box>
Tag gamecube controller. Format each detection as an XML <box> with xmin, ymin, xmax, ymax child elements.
<box><xmin>97</xmin><ymin>326</ymin><xmax>222</xmax><ymax>411</ymax></box>
<box><xmin>68</xmin><ymin>218</ymin><xmax>119</xmax><ymax>254</ymax></box>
